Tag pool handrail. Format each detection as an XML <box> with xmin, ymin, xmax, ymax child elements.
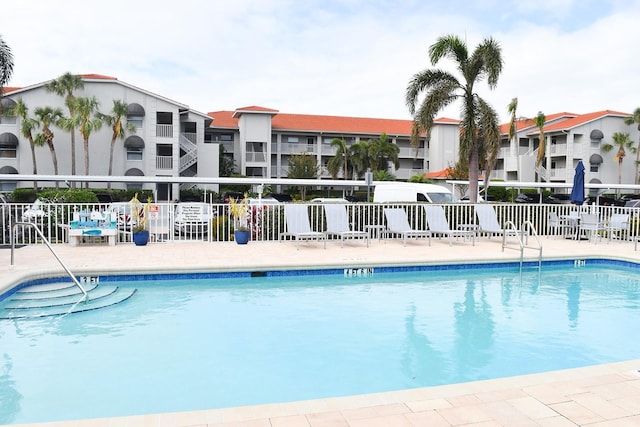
<box><xmin>504</xmin><ymin>219</ymin><xmax>543</xmax><ymax>272</ymax></box>
<box><xmin>11</xmin><ymin>221</ymin><xmax>87</xmax><ymax>297</ymax></box>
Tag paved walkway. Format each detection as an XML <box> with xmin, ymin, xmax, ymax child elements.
<box><xmin>2</xmin><ymin>236</ymin><xmax>640</xmax><ymax>426</ymax></box>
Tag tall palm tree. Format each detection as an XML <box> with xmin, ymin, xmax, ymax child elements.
<box><xmin>99</xmin><ymin>100</ymin><xmax>136</xmax><ymax>188</ymax></box>
<box><xmin>624</xmin><ymin>108</ymin><xmax>640</xmax><ymax>185</ymax></box>
<box><xmin>34</xmin><ymin>106</ymin><xmax>64</xmax><ymax>186</ymax></box>
<box><xmin>368</xmin><ymin>133</ymin><xmax>399</xmax><ymax>172</ymax></box>
<box><xmin>0</xmin><ymin>35</ymin><xmax>13</xmax><ymax>100</ymax></box>
<box><xmin>62</xmin><ymin>96</ymin><xmax>102</xmax><ymax>185</ymax></box>
<box><xmin>534</xmin><ymin>112</ymin><xmax>546</xmax><ymax>181</ymax></box>
<box><xmin>12</xmin><ymin>99</ymin><xmax>41</xmax><ymax>189</ymax></box>
<box><xmin>46</xmin><ymin>73</ymin><xmax>84</xmax><ymax>179</ymax></box>
<box><xmin>406</xmin><ymin>34</ymin><xmax>503</xmax><ymax>203</ymax></box>
<box><xmin>601</xmin><ymin>132</ymin><xmax>634</xmax><ymax>193</ymax></box>
<box><xmin>327</xmin><ymin>138</ymin><xmax>350</xmax><ymax>179</ymax></box>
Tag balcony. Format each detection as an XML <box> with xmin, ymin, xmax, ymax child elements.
<box><xmin>549</xmin><ymin>143</ymin><xmax>568</xmax><ymax>156</ymax></box>
<box><xmin>279</xmin><ymin>143</ymin><xmax>317</xmax><ymax>155</ymax></box>
<box><xmin>246</xmin><ymin>151</ymin><xmax>267</xmax><ymax>163</ymax></box>
<box><xmin>156</xmin><ymin>156</ymin><xmax>173</xmax><ymax>170</ymax></box>
<box><xmin>397</xmin><ymin>147</ymin><xmax>425</xmax><ymax>158</ymax></box>
<box><xmin>156</xmin><ymin>124</ymin><xmax>173</xmax><ymax>138</ymax></box>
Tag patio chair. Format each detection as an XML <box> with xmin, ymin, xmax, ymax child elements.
<box><xmin>607</xmin><ymin>213</ymin><xmax>629</xmax><ymax>243</ymax></box>
<box><xmin>578</xmin><ymin>213</ymin><xmax>605</xmax><ymax>244</ymax></box>
<box><xmin>474</xmin><ymin>204</ymin><xmax>521</xmax><ymax>245</ymax></box>
<box><xmin>280</xmin><ymin>204</ymin><xmax>327</xmax><ymax>249</ymax></box>
<box><xmin>323</xmin><ymin>204</ymin><xmax>369</xmax><ymax>247</ymax></box>
<box><xmin>548</xmin><ymin>211</ymin><xmax>573</xmax><ymax>239</ymax></box>
<box><xmin>383</xmin><ymin>208</ymin><xmax>430</xmax><ymax>246</ymax></box>
<box><xmin>423</xmin><ymin>205</ymin><xmax>475</xmax><ymax>246</ymax></box>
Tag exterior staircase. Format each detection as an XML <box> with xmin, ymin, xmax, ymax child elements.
<box><xmin>179</xmin><ymin>133</ymin><xmax>198</xmax><ymax>173</ymax></box>
<box><xmin>0</xmin><ymin>281</ymin><xmax>136</xmax><ymax>319</ymax></box>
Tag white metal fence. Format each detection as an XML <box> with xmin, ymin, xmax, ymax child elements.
<box><xmin>2</xmin><ymin>201</ymin><xmax>640</xmax><ymax>246</ymax></box>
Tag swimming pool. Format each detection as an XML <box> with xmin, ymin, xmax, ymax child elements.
<box><xmin>2</xmin><ymin>259</ymin><xmax>640</xmax><ymax>424</ymax></box>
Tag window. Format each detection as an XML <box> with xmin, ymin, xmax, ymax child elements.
<box><xmin>590</xmin><ymin>163</ymin><xmax>599</xmax><ymax>173</ymax></box>
<box><xmin>307</xmin><ymin>136</ymin><xmax>315</xmax><ymax>145</ymax></box>
<box><xmin>286</xmin><ymin>136</ymin><xmax>299</xmax><ymax>143</ymax></box>
<box><xmin>127</xmin><ymin>148</ymin><xmax>143</xmax><ymax>161</ymax></box>
<box><xmin>127</xmin><ymin>116</ymin><xmax>143</xmax><ymax>129</ymax></box>
<box><xmin>0</xmin><ymin>148</ymin><xmax>16</xmax><ymax>158</ymax></box>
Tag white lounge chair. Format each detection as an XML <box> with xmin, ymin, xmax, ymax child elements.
<box><xmin>423</xmin><ymin>205</ymin><xmax>474</xmax><ymax>246</ymax></box>
<box><xmin>383</xmin><ymin>208</ymin><xmax>430</xmax><ymax>246</ymax></box>
<box><xmin>474</xmin><ymin>204</ymin><xmax>521</xmax><ymax>247</ymax></box>
<box><xmin>280</xmin><ymin>204</ymin><xmax>327</xmax><ymax>249</ymax></box>
<box><xmin>323</xmin><ymin>204</ymin><xmax>369</xmax><ymax>247</ymax></box>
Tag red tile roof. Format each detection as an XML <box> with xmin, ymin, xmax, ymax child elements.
<box><xmin>81</xmin><ymin>74</ymin><xmax>118</xmax><ymax>80</ymax></box>
<box><xmin>208</xmin><ymin>108</ymin><xmax>459</xmax><ymax>136</ymax></box>
<box><xmin>528</xmin><ymin>110</ymin><xmax>630</xmax><ymax>135</ymax></box>
<box><xmin>499</xmin><ymin>112</ymin><xmax>579</xmax><ymax>135</ymax></box>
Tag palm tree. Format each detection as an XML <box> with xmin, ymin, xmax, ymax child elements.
<box><xmin>46</xmin><ymin>73</ymin><xmax>84</xmax><ymax>179</ymax></box>
<box><xmin>62</xmin><ymin>96</ymin><xmax>102</xmax><ymax>185</ymax></box>
<box><xmin>349</xmin><ymin>140</ymin><xmax>370</xmax><ymax>179</ymax></box>
<box><xmin>406</xmin><ymin>34</ymin><xmax>503</xmax><ymax>203</ymax></box>
<box><xmin>12</xmin><ymin>99</ymin><xmax>41</xmax><ymax>189</ymax></box>
<box><xmin>507</xmin><ymin>97</ymin><xmax>518</xmax><ymax>145</ymax></box>
<box><xmin>0</xmin><ymin>35</ymin><xmax>13</xmax><ymax>100</ymax></box>
<box><xmin>368</xmin><ymin>133</ymin><xmax>399</xmax><ymax>172</ymax></box>
<box><xmin>327</xmin><ymin>138</ymin><xmax>350</xmax><ymax>179</ymax></box>
<box><xmin>601</xmin><ymin>132</ymin><xmax>634</xmax><ymax>193</ymax></box>
<box><xmin>98</xmin><ymin>99</ymin><xmax>135</xmax><ymax>188</ymax></box>
<box><xmin>34</xmin><ymin>106</ymin><xmax>64</xmax><ymax>185</ymax></box>
<box><xmin>534</xmin><ymin>111</ymin><xmax>546</xmax><ymax>182</ymax></box>
<box><xmin>624</xmin><ymin>108</ymin><xmax>640</xmax><ymax>184</ymax></box>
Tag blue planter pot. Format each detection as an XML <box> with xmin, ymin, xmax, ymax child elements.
<box><xmin>234</xmin><ymin>230</ymin><xmax>250</xmax><ymax>245</ymax></box>
<box><xmin>133</xmin><ymin>230</ymin><xmax>150</xmax><ymax>246</ymax></box>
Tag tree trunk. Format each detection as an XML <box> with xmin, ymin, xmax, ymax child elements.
<box><xmin>29</xmin><ymin>137</ymin><xmax>38</xmax><ymax>190</ymax></box>
<box><xmin>107</xmin><ymin>135</ymin><xmax>116</xmax><ymax>190</ymax></box>
<box><xmin>468</xmin><ymin>141</ymin><xmax>479</xmax><ymax>203</ymax></box>
<box><xmin>84</xmin><ymin>138</ymin><xmax>90</xmax><ymax>189</ymax></box>
<box><xmin>48</xmin><ymin>142</ymin><xmax>59</xmax><ymax>189</ymax></box>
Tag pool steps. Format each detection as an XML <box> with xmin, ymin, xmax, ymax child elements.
<box><xmin>0</xmin><ymin>281</ymin><xmax>136</xmax><ymax>319</ymax></box>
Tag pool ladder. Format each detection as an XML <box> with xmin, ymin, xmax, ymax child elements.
<box><xmin>11</xmin><ymin>221</ymin><xmax>87</xmax><ymax>297</ymax></box>
<box><xmin>503</xmin><ymin>220</ymin><xmax>543</xmax><ymax>273</ymax></box>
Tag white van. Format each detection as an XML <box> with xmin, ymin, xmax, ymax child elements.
<box><xmin>373</xmin><ymin>182</ymin><xmax>458</xmax><ymax>203</ymax></box>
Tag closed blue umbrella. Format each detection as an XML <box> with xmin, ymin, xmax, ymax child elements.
<box><xmin>570</xmin><ymin>161</ymin><xmax>585</xmax><ymax>205</ymax></box>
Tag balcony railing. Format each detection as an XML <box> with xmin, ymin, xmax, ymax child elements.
<box><xmin>156</xmin><ymin>156</ymin><xmax>173</xmax><ymax>170</ymax></box>
<box><xmin>156</xmin><ymin>124</ymin><xmax>173</xmax><ymax>138</ymax></box>
<box><xmin>246</xmin><ymin>151</ymin><xmax>267</xmax><ymax>163</ymax></box>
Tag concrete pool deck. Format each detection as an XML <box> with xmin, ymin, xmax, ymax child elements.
<box><xmin>3</xmin><ymin>236</ymin><xmax>640</xmax><ymax>426</ymax></box>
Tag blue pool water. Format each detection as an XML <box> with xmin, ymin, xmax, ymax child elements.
<box><xmin>2</xmin><ymin>261</ymin><xmax>640</xmax><ymax>424</ymax></box>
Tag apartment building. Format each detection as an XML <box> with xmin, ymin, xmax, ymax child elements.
<box><xmin>0</xmin><ymin>74</ymin><xmax>215</xmax><ymax>200</ymax></box>
<box><xmin>1</xmin><ymin>74</ymin><xmax>637</xmax><ymax>196</ymax></box>
<box><xmin>495</xmin><ymin>110</ymin><xmax>639</xmax><ymax>188</ymax></box>
<box><xmin>207</xmin><ymin>106</ymin><xmax>461</xmax><ymax>181</ymax></box>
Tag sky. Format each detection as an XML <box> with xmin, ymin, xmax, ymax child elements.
<box><xmin>1</xmin><ymin>0</ymin><xmax>639</xmax><ymax>123</ymax></box>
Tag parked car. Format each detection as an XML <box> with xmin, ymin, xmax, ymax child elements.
<box><xmin>584</xmin><ymin>195</ymin><xmax>618</xmax><ymax>206</ymax></box>
<box><xmin>247</xmin><ymin>197</ymin><xmax>282</xmax><ymax>208</ymax></box>
<box><xmin>514</xmin><ymin>193</ymin><xmax>558</xmax><ymax>204</ymax></box>
<box><xmin>309</xmin><ymin>197</ymin><xmax>350</xmax><ymax>203</ymax></box>
<box><xmin>174</xmin><ymin>202</ymin><xmax>214</xmax><ymax>235</ymax></box>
